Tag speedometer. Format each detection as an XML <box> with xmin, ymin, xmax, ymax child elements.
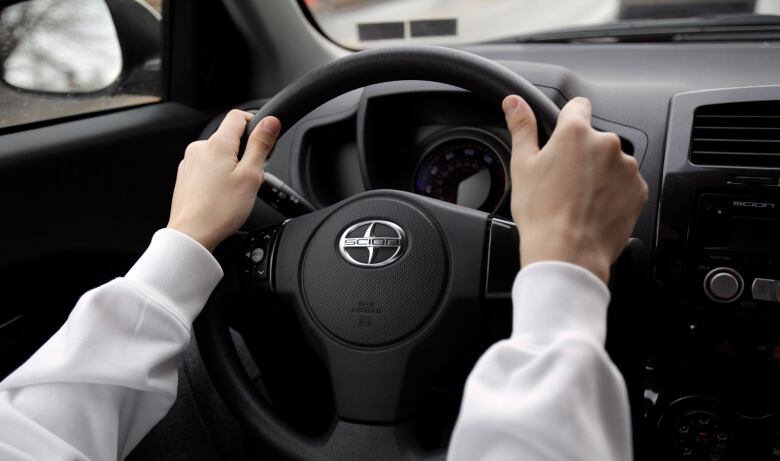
<box><xmin>413</xmin><ymin>129</ymin><xmax>509</xmax><ymax>213</ymax></box>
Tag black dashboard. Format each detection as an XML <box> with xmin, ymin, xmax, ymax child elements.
<box><xmin>261</xmin><ymin>41</ymin><xmax>780</xmax><ymax>461</ymax></box>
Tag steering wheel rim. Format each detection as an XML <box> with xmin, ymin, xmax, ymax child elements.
<box><xmin>245</xmin><ymin>45</ymin><xmax>559</xmax><ymax>157</ymax></box>
<box><xmin>196</xmin><ymin>45</ymin><xmax>560</xmax><ymax>461</ymax></box>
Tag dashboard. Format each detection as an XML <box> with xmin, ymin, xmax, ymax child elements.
<box><xmin>261</xmin><ymin>42</ymin><xmax>780</xmax><ymax>461</ymax></box>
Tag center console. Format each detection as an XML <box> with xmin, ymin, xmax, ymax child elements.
<box><xmin>651</xmin><ymin>86</ymin><xmax>780</xmax><ymax>461</ymax></box>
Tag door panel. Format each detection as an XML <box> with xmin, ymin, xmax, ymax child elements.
<box><xmin>0</xmin><ymin>102</ymin><xmax>212</xmax><ymax>377</ymax></box>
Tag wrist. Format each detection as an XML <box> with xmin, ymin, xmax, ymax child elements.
<box><xmin>166</xmin><ymin>221</ymin><xmax>218</xmax><ymax>252</ymax></box>
<box><xmin>520</xmin><ymin>238</ymin><xmax>611</xmax><ymax>284</ymax></box>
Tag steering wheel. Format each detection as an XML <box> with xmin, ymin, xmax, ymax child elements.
<box><xmin>196</xmin><ymin>46</ymin><xmax>560</xmax><ymax>461</ymax></box>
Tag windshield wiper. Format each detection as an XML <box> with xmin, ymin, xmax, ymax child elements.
<box><xmin>494</xmin><ymin>14</ymin><xmax>780</xmax><ymax>43</ymax></box>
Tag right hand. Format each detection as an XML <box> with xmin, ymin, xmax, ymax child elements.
<box><xmin>503</xmin><ymin>95</ymin><xmax>648</xmax><ymax>284</ymax></box>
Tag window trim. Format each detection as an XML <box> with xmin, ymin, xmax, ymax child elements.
<box><xmin>294</xmin><ymin>0</ymin><xmax>358</xmax><ymax>52</ymax></box>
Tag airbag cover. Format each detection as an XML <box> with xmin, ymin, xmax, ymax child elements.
<box><xmin>301</xmin><ymin>197</ymin><xmax>448</xmax><ymax>347</ymax></box>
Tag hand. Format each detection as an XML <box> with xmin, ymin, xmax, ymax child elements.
<box><xmin>167</xmin><ymin>110</ymin><xmax>281</xmax><ymax>251</ymax></box>
<box><xmin>503</xmin><ymin>95</ymin><xmax>648</xmax><ymax>283</ymax></box>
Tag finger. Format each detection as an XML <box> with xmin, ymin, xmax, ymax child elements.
<box><xmin>209</xmin><ymin>109</ymin><xmax>253</xmax><ymax>155</ymax></box>
<box><xmin>595</xmin><ymin>131</ymin><xmax>623</xmax><ymax>155</ymax></box>
<box><xmin>557</xmin><ymin>97</ymin><xmax>592</xmax><ymax>125</ymax></box>
<box><xmin>550</xmin><ymin>97</ymin><xmax>593</xmax><ymax>145</ymax></box>
<box><xmin>239</xmin><ymin>116</ymin><xmax>281</xmax><ymax>171</ymax></box>
<box><xmin>502</xmin><ymin>95</ymin><xmax>540</xmax><ymax>158</ymax></box>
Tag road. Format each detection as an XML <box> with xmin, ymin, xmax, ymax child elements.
<box><xmin>312</xmin><ymin>0</ymin><xmax>620</xmax><ymax>48</ymax></box>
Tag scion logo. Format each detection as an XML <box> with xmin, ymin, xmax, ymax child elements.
<box><xmin>733</xmin><ymin>200</ymin><xmax>775</xmax><ymax>209</ymax></box>
<box><xmin>338</xmin><ymin>220</ymin><xmax>406</xmax><ymax>267</ymax></box>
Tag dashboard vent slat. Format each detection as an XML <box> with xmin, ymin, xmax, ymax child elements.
<box><xmin>693</xmin><ymin>138</ymin><xmax>780</xmax><ymax>143</ymax></box>
<box><xmin>690</xmin><ymin>101</ymin><xmax>780</xmax><ymax>167</ymax></box>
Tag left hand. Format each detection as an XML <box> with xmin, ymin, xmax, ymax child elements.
<box><xmin>167</xmin><ymin>110</ymin><xmax>281</xmax><ymax>251</ymax></box>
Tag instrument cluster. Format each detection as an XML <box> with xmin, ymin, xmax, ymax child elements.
<box><xmin>411</xmin><ymin>128</ymin><xmax>510</xmax><ymax>213</ymax></box>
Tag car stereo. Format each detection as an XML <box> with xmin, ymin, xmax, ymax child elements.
<box><xmin>689</xmin><ymin>193</ymin><xmax>780</xmax><ymax>309</ymax></box>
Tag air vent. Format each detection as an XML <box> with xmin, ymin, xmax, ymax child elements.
<box><xmin>690</xmin><ymin>100</ymin><xmax>780</xmax><ymax>167</ymax></box>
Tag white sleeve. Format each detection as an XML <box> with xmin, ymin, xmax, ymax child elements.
<box><xmin>447</xmin><ymin>261</ymin><xmax>633</xmax><ymax>461</ymax></box>
<box><xmin>0</xmin><ymin>229</ymin><xmax>223</xmax><ymax>461</ymax></box>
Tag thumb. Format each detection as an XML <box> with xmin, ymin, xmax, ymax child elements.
<box><xmin>502</xmin><ymin>95</ymin><xmax>540</xmax><ymax>158</ymax></box>
<box><xmin>240</xmin><ymin>116</ymin><xmax>281</xmax><ymax>171</ymax></box>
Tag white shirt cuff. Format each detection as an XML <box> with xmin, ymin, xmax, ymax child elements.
<box><xmin>125</xmin><ymin>228</ymin><xmax>224</xmax><ymax>329</ymax></box>
<box><xmin>511</xmin><ymin>261</ymin><xmax>611</xmax><ymax>347</ymax></box>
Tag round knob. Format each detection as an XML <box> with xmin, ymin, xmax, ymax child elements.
<box><xmin>670</xmin><ymin>410</ymin><xmax>733</xmax><ymax>460</ymax></box>
<box><xmin>704</xmin><ymin>267</ymin><xmax>744</xmax><ymax>303</ymax></box>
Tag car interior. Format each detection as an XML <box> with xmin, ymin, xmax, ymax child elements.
<box><xmin>1</xmin><ymin>0</ymin><xmax>780</xmax><ymax>459</ymax></box>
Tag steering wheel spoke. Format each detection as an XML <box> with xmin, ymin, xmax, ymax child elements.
<box><xmin>484</xmin><ymin>218</ymin><xmax>521</xmax><ymax>300</ymax></box>
<box><xmin>237</xmin><ymin>223</ymin><xmax>285</xmax><ymax>294</ymax></box>
<box><xmin>318</xmin><ymin>418</ymin><xmax>445</xmax><ymax>461</ymax></box>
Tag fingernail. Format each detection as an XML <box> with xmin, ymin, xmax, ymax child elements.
<box><xmin>574</xmin><ymin>96</ymin><xmax>591</xmax><ymax>107</ymax></box>
<box><xmin>260</xmin><ymin>117</ymin><xmax>281</xmax><ymax>135</ymax></box>
<box><xmin>502</xmin><ymin>96</ymin><xmax>520</xmax><ymax>114</ymax></box>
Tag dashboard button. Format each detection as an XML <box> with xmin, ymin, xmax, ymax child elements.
<box><xmin>752</xmin><ymin>278</ymin><xmax>778</xmax><ymax>302</ymax></box>
<box><xmin>710</xmin><ymin>273</ymin><xmax>740</xmax><ymax>299</ymax></box>
<box><xmin>706</xmin><ymin>206</ymin><xmax>731</xmax><ymax>217</ymax></box>
<box><xmin>704</xmin><ymin>267</ymin><xmax>744</xmax><ymax>303</ymax></box>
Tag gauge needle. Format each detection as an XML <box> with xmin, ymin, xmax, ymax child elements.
<box><xmin>456</xmin><ymin>168</ymin><xmax>491</xmax><ymax>209</ymax></box>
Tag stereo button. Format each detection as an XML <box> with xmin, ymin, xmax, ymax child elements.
<box><xmin>752</xmin><ymin>278</ymin><xmax>777</xmax><ymax>302</ymax></box>
<box><xmin>705</xmin><ymin>207</ymin><xmax>731</xmax><ymax>217</ymax></box>
<box><xmin>704</xmin><ymin>268</ymin><xmax>744</xmax><ymax>303</ymax></box>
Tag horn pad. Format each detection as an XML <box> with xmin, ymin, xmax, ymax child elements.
<box><xmin>300</xmin><ymin>196</ymin><xmax>448</xmax><ymax>347</ymax></box>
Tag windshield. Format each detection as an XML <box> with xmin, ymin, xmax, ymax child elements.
<box><xmin>302</xmin><ymin>0</ymin><xmax>780</xmax><ymax>48</ymax></box>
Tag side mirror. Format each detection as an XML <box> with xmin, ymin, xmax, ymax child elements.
<box><xmin>0</xmin><ymin>0</ymin><xmax>160</xmax><ymax>96</ymax></box>
<box><xmin>104</xmin><ymin>0</ymin><xmax>162</xmax><ymax>95</ymax></box>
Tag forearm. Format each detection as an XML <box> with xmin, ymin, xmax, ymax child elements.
<box><xmin>448</xmin><ymin>262</ymin><xmax>633</xmax><ymax>461</ymax></box>
<box><xmin>0</xmin><ymin>229</ymin><xmax>222</xmax><ymax>460</ymax></box>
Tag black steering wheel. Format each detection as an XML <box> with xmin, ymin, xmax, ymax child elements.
<box><xmin>196</xmin><ymin>46</ymin><xmax>560</xmax><ymax>461</ymax></box>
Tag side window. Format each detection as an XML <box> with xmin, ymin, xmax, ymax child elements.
<box><xmin>0</xmin><ymin>0</ymin><xmax>163</xmax><ymax>130</ymax></box>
